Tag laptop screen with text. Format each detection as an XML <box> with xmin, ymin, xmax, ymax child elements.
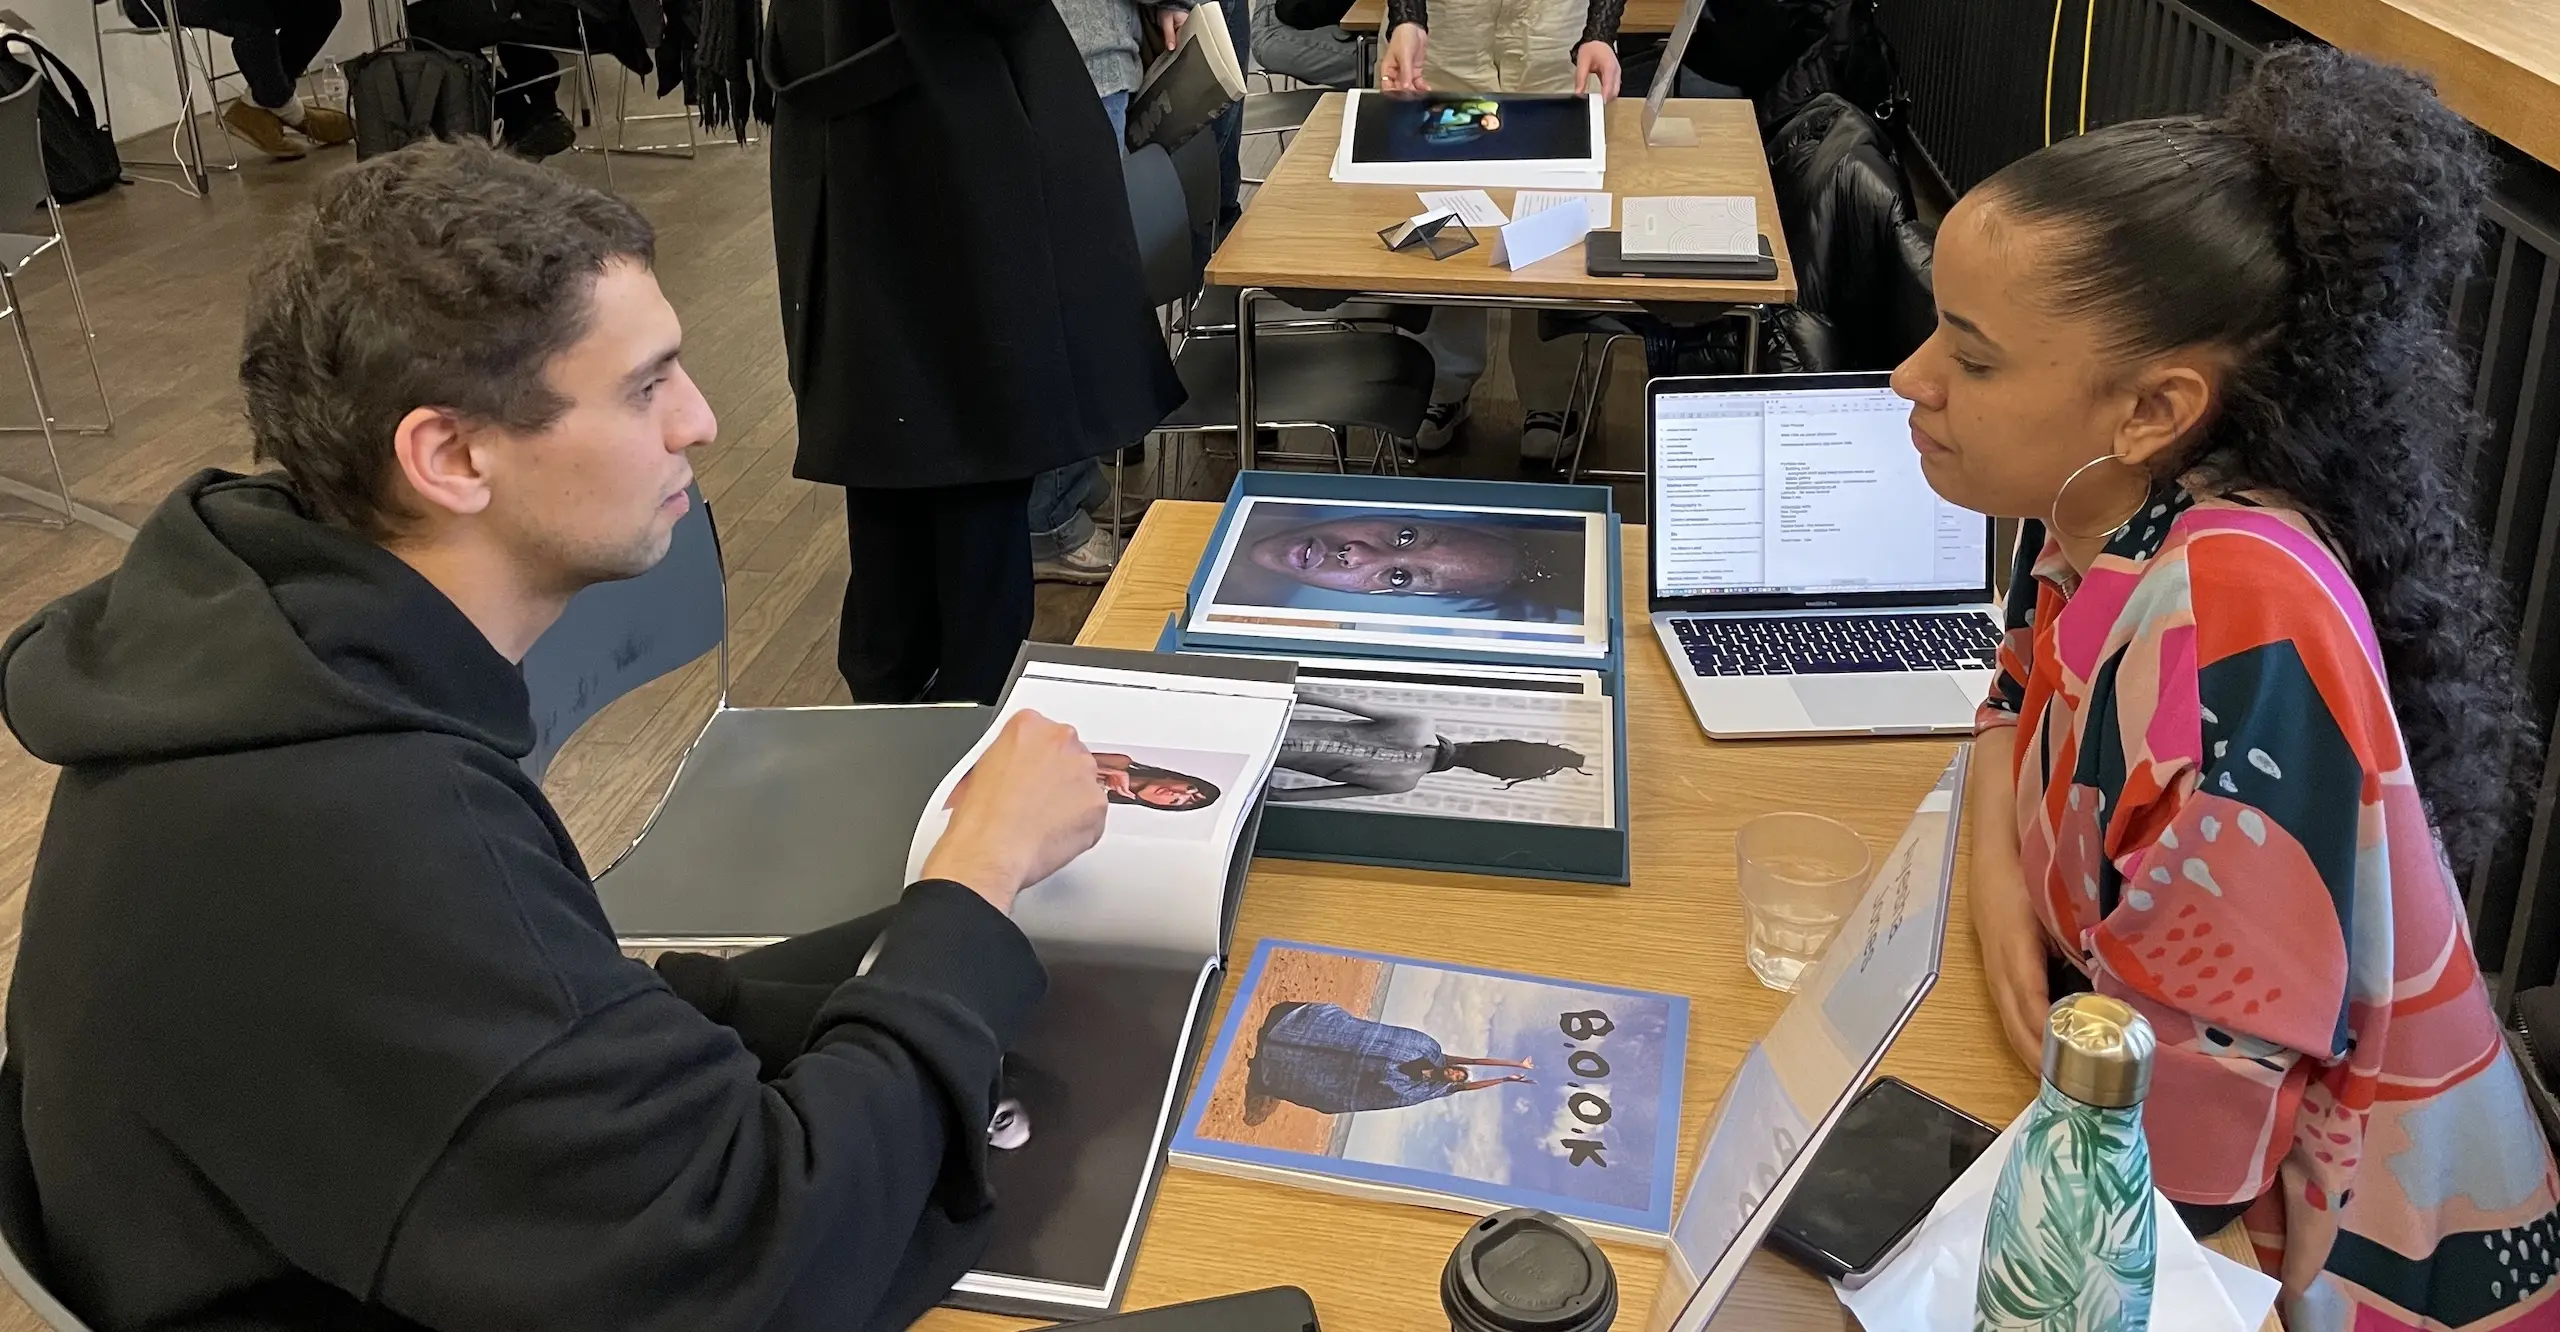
<box><xmin>1651</xmin><ymin>384</ymin><xmax>1988</xmax><ymax>602</ymax></box>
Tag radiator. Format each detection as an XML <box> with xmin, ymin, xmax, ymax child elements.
<box><xmin>1883</xmin><ymin>0</ymin><xmax>2560</xmax><ymax>1005</ymax></box>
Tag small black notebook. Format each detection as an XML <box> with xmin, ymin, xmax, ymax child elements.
<box><xmin>1583</xmin><ymin>230</ymin><xmax>1780</xmax><ymax>281</ymax></box>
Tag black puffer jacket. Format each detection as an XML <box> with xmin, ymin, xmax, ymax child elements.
<box><xmin>1643</xmin><ymin>95</ymin><xmax>1932</xmax><ymax>377</ymax></box>
<box><xmin>1767</xmin><ymin>94</ymin><xmax>1935</xmax><ymax>371</ymax></box>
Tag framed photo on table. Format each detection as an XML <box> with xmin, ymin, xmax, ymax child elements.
<box><xmin>1330</xmin><ymin>90</ymin><xmax>1607</xmax><ymax>190</ymax></box>
<box><xmin>1189</xmin><ymin>496</ymin><xmax>1611</xmax><ymax>660</ymax></box>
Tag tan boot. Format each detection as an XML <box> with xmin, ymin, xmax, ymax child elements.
<box><xmin>295</xmin><ymin>105</ymin><xmax>354</xmax><ymax>147</ymax></box>
<box><xmin>222</xmin><ymin>101</ymin><xmax>304</xmax><ymax>160</ymax></box>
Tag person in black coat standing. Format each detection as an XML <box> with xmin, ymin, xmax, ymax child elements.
<box><xmin>769</xmin><ymin>0</ymin><xmax>1183</xmax><ymax>704</ymax></box>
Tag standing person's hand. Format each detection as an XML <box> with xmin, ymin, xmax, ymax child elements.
<box><xmin>921</xmin><ymin>711</ymin><xmax>1106</xmax><ymax>915</ymax></box>
<box><xmin>1379</xmin><ymin>22</ymin><xmax>1430</xmax><ymax>91</ymax></box>
<box><xmin>1572</xmin><ymin>40</ymin><xmax>1620</xmax><ymax>98</ymax></box>
<box><xmin>1156</xmin><ymin>4</ymin><xmax>1190</xmax><ymax>51</ymax></box>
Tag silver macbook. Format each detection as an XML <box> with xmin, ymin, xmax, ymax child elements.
<box><xmin>1647</xmin><ymin>373</ymin><xmax>2000</xmax><ymax>739</ymax></box>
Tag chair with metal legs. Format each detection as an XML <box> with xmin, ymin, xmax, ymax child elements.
<box><xmin>88</xmin><ymin>0</ymin><xmax>244</xmax><ymax>193</ymax></box>
<box><xmin>0</xmin><ymin>78</ymin><xmax>113</xmax><ymax>530</ymax></box>
<box><xmin>1543</xmin><ymin>311</ymin><xmax>1643</xmax><ymax>483</ymax></box>
<box><xmin>504</xmin><ymin>9</ymin><xmax>694</xmax><ymax>187</ymax></box>
<box><xmin>1132</xmin><ymin>137</ymin><xmax>1434</xmax><ymax>481</ymax></box>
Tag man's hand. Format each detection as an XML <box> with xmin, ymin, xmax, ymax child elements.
<box><xmin>1379</xmin><ymin>22</ymin><xmax>1430</xmax><ymax>91</ymax></box>
<box><xmin>920</xmin><ymin>711</ymin><xmax>1106</xmax><ymax>915</ymax></box>
<box><xmin>1572</xmin><ymin>40</ymin><xmax>1620</xmax><ymax>98</ymax></box>
<box><xmin>1156</xmin><ymin>4</ymin><xmax>1189</xmax><ymax>51</ymax></box>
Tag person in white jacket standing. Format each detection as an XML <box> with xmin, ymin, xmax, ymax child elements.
<box><xmin>1377</xmin><ymin>0</ymin><xmax>1624</xmax><ymax>464</ymax></box>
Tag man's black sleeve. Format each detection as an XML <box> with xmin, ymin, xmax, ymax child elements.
<box><xmin>372</xmin><ymin>879</ymin><xmax>1044</xmax><ymax>1332</ymax></box>
<box><xmin>1275</xmin><ymin>0</ymin><xmax>1356</xmax><ymax>29</ymax></box>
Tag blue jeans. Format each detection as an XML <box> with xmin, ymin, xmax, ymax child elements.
<box><xmin>1028</xmin><ymin>90</ymin><xmax>1137</xmax><ymax>559</ymax></box>
<box><xmin>1212</xmin><ymin>0</ymin><xmax>1248</xmax><ymax>232</ymax></box>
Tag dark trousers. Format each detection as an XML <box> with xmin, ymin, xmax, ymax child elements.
<box><xmin>839</xmin><ymin>479</ymin><xmax>1035</xmax><ymax>705</ymax></box>
<box><xmin>403</xmin><ymin>0</ymin><xmax>583</xmax><ymax>128</ymax></box>
<box><xmin>132</xmin><ymin>0</ymin><xmax>339</xmax><ymax>109</ymax></box>
<box><xmin>1211</xmin><ymin>0</ymin><xmax>1249</xmax><ymax>233</ymax></box>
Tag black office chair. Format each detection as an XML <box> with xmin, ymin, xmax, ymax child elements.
<box><xmin>0</xmin><ymin>1053</ymin><xmax>100</xmax><ymax>1332</ymax></box>
<box><xmin>1130</xmin><ymin>138</ymin><xmax>1434</xmax><ymax>475</ymax></box>
<box><xmin>1238</xmin><ymin>84</ymin><xmax>1323</xmax><ymax>185</ymax></box>
<box><xmin>517</xmin><ymin>484</ymin><xmax>997</xmax><ymax>943</ymax></box>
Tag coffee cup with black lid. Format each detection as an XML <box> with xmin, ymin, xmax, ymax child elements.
<box><xmin>1440</xmin><ymin>1207</ymin><xmax>1618</xmax><ymax>1332</ymax></box>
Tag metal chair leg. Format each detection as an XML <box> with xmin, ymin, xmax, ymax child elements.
<box><xmin>195</xmin><ymin>26</ymin><xmax>243</xmax><ymax>173</ymax></box>
<box><xmin>1567</xmin><ymin>333</ymin><xmax>1644</xmax><ymax>484</ymax></box>
<box><xmin>48</xmin><ymin>201</ymin><xmax>113</xmax><ymax>434</ymax></box>
<box><xmin>0</xmin><ymin>275</ymin><xmax>73</xmax><ymax>530</ymax></box>
<box><xmin>166</xmin><ymin>20</ymin><xmax>209</xmax><ymax>192</ymax></box>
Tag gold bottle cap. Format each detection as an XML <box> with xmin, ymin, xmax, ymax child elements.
<box><xmin>2040</xmin><ymin>994</ymin><xmax>2156</xmax><ymax>1108</ymax></box>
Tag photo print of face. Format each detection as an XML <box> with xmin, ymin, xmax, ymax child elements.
<box><xmin>1092</xmin><ymin>751</ymin><xmax>1223</xmax><ymax>811</ymax></box>
<box><xmin>1222</xmin><ymin>500</ymin><xmax>1591</xmax><ymax>626</ymax></box>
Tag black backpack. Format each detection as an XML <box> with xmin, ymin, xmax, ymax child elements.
<box><xmin>344</xmin><ymin>41</ymin><xmax>494</xmax><ymax>159</ymax></box>
<box><xmin>0</xmin><ymin>32</ymin><xmax>121</xmax><ymax>203</ymax></box>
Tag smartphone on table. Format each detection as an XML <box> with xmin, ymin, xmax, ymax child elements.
<box><xmin>1765</xmin><ymin>1076</ymin><xmax>1997</xmax><ymax>1288</ymax></box>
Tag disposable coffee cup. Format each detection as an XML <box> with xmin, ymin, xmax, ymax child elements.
<box><xmin>1440</xmin><ymin>1208</ymin><xmax>1618</xmax><ymax>1332</ymax></box>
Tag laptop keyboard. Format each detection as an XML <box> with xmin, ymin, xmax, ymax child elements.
<box><xmin>1671</xmin><ymin>613</ymin><xmax>2001</xmax><ymax>677</ymax></box>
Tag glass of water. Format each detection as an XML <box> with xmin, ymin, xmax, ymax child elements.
<box><xmin>1735</xmin><ymin>812</ymin><xmax>1872</xmax><ymax>992</ymax></box>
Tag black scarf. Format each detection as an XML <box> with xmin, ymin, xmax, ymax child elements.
<box><xmin>695</xmin><ymin>0</ymin><xmax>771</xmax><ymax>137</ymax></box>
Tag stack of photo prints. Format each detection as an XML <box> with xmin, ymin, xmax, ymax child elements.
<box><xmin>1165</xmin><ymin>474</ymin><xmax>1630</xmax><ymax>883</ymax></box>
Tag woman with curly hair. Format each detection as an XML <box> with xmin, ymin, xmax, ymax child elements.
<box><xmin>1898</xmin><ymin>45</ymin><xmax>2560</xmax><ymax>1329</ymax></box>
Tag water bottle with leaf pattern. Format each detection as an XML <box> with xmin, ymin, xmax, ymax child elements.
<box><xmin>1975</xmin><ymin>993</ymin><xmax>2158</xmax><ymax>1332</ymax></box>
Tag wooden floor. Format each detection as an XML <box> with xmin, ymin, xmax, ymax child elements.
<box><xmin>0</xmin><ymin>88</ymin><xmax>1653</xmax><ymax>1329</ymax></box>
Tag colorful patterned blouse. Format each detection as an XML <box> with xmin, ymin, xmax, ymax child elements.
<box><xmin>1980</xmin><ymin>489</ymin><xmax>2560</xmax><ymax>1330</ymax></box>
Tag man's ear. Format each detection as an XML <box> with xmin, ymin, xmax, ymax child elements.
<box><xmin>2115</xmin><ymin>357</ymin><xmax>2215</xmax><ymax>469</ymax></box>
<box><xmin>390</xmin><ymin>405</ymin><xmax>492</xmax><ymax>522</ymax></box>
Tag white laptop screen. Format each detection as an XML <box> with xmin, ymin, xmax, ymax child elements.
<box><xmin>1651</xmin><ymin>384</ymin><xmax>1987</xmax><ymax>601</ymax></box>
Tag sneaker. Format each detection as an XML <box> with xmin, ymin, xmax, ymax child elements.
<box><xmin>294</xmin><ymin>105</ymin><xmax>355</xmax><ymax>146</ymax></box>
<box><xmin>1034</xmin><ymin>525</ymin><xmax>1120</xmax><ymax>585</ymax></box>
<box><xmin>507</xmin><ymin>113</ymin><xmax>578</xmax><ymax>161</ymax></box>
<box><xmin>1413</xmin><ymin>398</ymin><xmax>1470</xmax><ymax>454</ymax></box>
<box><xmin>1520</xmin><ymin>409</ymin><xmax>1579</xmax><ymax>466</ymax></box>
<box><xmin>221</xmin><ymin>101</ymin><xmax>303</xmax><ymax>160</ymax></box>
<box><xmin>1088</xmin><ymin>491</ymin><xmax>1154</xmax><ymax>531</ymax></box>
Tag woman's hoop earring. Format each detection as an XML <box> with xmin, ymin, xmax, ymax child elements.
<box><xmin>2049</xmin><ymin>454</ymin><xmax>2151</xmax><ymax>542</ymax></box>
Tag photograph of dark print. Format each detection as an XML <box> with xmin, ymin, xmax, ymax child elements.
<box><xmin>1205</xmin><ymin>499</ymin><xmax>1593</xmax><ymax>627</ymax></box>
<box><xmin>946</xmin><ymin>743</ymin><xmax>1246</xmax><ymax>839</ymax></box>
<box><xmin>974</xmin><ymin>956</ymin><xmax>1206</xmax><ymax>1295</ymax></box>
<box><xmin>1349</xmin><ymin>92</ymin><xmax>1593</xmax><ymax>164</ymax></box>
<box><xmin>1268</xmin><ymin>681</ymin><xmax>1613</xmax><ymax>828</ymax></box>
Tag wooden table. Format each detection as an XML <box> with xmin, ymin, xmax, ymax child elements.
<box><xmin>2250</xmin><ymin>0</ymin><xmax>2560</xmax><ymax>172</ymax></box>
<box><xmin>915</xmin><ymin>502</ymin><xmax>2035</xmax><ymax>1332</ymax></box>
<box><xmin>1208</xmin><ymin>94</ymin><xmax>1796</xmax><ymax>464</ymax></box>
<box><xmin>1341</xmin><ymin>0</ymin><xmax>1693</xmax><ymax>35</ymax></box>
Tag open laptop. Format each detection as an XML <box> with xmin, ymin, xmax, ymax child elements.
<box><xmin>1646</xmin><ymin>748</ymin><xmax>1968</xmax><ymax>1331</ymax></box>
<box><xmin>1647</xmin><ymin>372</ymin><xmax>2001</xmax><ymax>739</ymax></box>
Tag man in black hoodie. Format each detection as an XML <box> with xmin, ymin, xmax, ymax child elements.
<box><xmin>0</xmin><ymin>140</ymin><xmax>1107</xmax><ymax>1331</ymax></box>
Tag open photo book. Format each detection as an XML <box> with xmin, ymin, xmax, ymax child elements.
<box><xmin>900</xmin><ymin>646</ymin><xmax>1297</xmax><ymax>1318</ymax></box>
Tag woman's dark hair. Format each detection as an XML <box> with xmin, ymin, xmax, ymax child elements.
<box><xmin>1108</xmin><ymin>761</ymin><xmax>1222</xmax><ymax>810</ymax></box>
<box><xmin>1978</xmin><ymin>44</ymin><xmax>2530</xmax><ymax>873</ymax></box>
<box><xmin>1449</xmin><ymin>739</ymin><xmax>1591</xmax><ymax>788</ymax></box>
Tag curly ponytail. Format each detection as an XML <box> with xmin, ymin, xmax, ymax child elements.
<box><xmin>1978</xmin><ymin>44</ymin><xmax>2532</xmax><ymax>873</ymax></box>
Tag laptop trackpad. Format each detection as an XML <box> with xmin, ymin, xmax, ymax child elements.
<box><xmin>1793</xmin><ymin>674</ymin><xmax>1974</xmax><ymax>730</ymax></box>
